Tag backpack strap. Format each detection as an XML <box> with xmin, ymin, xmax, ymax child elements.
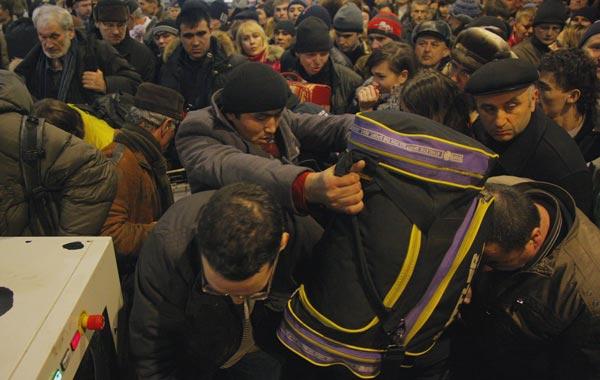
<box><xmin>19</xmin><ymin>115</ymin><xmax>55</xmax><ymax>235</ymax></box>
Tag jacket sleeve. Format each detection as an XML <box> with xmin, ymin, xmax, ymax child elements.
<box><xmin>129</xmin><ymin>232</ymin><xmax>188</xmax><ymax>380</ymax></box>
<box><xmin>287</xmin><ymin>111</ymin><xmax>353</xmax><ymax>154</ymax></box>
<box><xmin>43</xmin><ymin>124</ymin><xmax>117</xmax><ymax>235</ymax></box>
<box><xmin>96</xmin><ymin>40</ymin><xmax>142</xmax><ymax>95</ymax></box>
<box><xmin>175</xmin><ymin>116</ymin><xmax>309</xmax><ymax>212</ymax></box>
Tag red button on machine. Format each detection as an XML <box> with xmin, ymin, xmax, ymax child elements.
<box><xmin>81</xmin><ymin>314</ymin><xmax>105</xmax><ymax>330</ymax></box>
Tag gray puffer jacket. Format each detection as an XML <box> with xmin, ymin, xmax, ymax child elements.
<box><xmin>0</xmin><ymin>70</ymin><xmax>117</xmax><ymax>236</ymax></box>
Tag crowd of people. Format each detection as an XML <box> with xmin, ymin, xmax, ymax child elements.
<box><xmin>1</xmin><ymin>0</ymin><xmax>600</xmax><ymax>378</ymax></box>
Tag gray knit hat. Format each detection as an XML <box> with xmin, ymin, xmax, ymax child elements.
<box><xmin>333</xmin><ymin>3</ymin><xmax>363</xmax><ymax>33</ymax></box>
<box><xmin>450</xmin><ymin>0</ymin><xmax>482</xmax><ymax>19</ymax></box>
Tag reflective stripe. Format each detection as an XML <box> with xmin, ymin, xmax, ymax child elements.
<box><xmin>299</xmin><ymin>225</ymin><xmax>421</xmax><ymax>333</ymax></box>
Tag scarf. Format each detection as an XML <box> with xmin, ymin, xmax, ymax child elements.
<box><xmin>37</xmin><ymin>37</ymin><xmax>78</xmax><ymax>102</ymax></box>
<box><xmin>114</xmin><ymin>123</ymin><xmax>174</xmax><ymax>215</ymax></box>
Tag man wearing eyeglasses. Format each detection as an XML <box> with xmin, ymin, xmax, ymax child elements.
<box><xmin>159</xmin><ymin>3</ymin><xmax>246</xmax><ymax>111</ymax></box>
<box><xmin>94</xmin><ymin>0</ymin><xmax>157</xmax><ymax>82</ymax></box>
<box><xmin>130</xmin><ymin>183</ymin><xmax>321</xmax><ymax>380</ymax></box>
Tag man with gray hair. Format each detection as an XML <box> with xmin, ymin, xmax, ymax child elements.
<box><xmin>101</xmin><ymin>82</ymin><xmax>184</xmax><ymax>275</ymax></box>
<box><xmin>14</xmin><ymin>4</ymin><xmax>140</xmax><ymax>104</ymax></box>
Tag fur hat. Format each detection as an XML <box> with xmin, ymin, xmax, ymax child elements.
<box><xmin>134</xmin><ymin>83</ymin><xmax>185</xmax><ymax>121</ymax></box>
<box><xmin>94</xmin><ymin>0</ymin><xmax>130</xmax><ymax>23</ymax></box>
<box><xmin>333</xmin><ymin>3</ymin><xmax>363</xmax><ymax>33</ymax></box>
<box><xmin>451</xmin><ymin>27</ymin><xmax>512</xmax><ymax>73</ymax></box>
<box><xmin>367</xmin><ymin>12</ymin><xmax>402</xmax><ymax>41</ymax></box>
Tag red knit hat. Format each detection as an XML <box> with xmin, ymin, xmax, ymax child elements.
<box><xmin>367</xmin><ymin>12</ymin><xmax>402</xmax><ymax>41</ymax></box>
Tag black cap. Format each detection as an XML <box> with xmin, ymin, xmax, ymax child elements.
<box><xmin>465</xmin><ymin>58</ymin><xmax>539</xmax><ymax>96</ymax></box>
<box><xmin>412</xmin><ymin>20</ymin><xmax>452</xmax><ymax>47</ymax></box>
<box><xmin>221</xmin><ymin>63</ymin><xmax>290</xmax><ymax>114</ymax></box>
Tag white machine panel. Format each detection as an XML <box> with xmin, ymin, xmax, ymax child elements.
<box><xmin>0</xmin><ymin>237</ymin><xmax>122</xmax><ymax>380</ymax></box>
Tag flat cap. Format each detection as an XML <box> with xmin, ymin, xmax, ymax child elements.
<box><xmin>465</xmin><ymin>58</ymin><xmax>538</xmax><ymax>96</ymax></box>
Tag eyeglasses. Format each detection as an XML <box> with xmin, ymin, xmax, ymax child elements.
<box><xmin>200</xmin><ymin>252</ymin><xmax>280</xmax><ymax>301</ymax></box>
<box><xmin>448</xmin><ymin>60</ymin><xmax>472</xmax><ymax>81</ymax></box>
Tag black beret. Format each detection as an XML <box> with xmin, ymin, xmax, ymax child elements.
<box><xmin>465</xmin><ymin>58</ymin><xmax>538</xmax><ymax>96</ymax></box>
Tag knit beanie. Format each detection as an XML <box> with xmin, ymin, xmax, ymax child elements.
<box><xmin>572</xmin><ymin>6</ymin><xmax>599</xmax><ymax>24</ymax></box>
<box><xmin>221</xmin><ymin>63</ymin><xmax>290</xmax><ymax>113</ymax></box>
<box><xmin>449</xmin><ymin>0</ymin><xmax>482</xmax><ymax>19</ymax></box>
<box><xmin>333</xmin><ymin>3</ymin><xmax>363</xmax><ymax>33</ymax></box>
<box><xmin>295</xmin><ymin>16</ymin><xmax>332</xmax><ymax>53</ymax></box>
<box><xmin>295</xmin><ymin>5</ymin><xmax>331</xmax><ymax>28</ymax></box>
<box><xmin>533</xmin><ymin>0</ymin><xmax>566</xmax><ymax>26</ymax></box>
<box><xmin>288</xmin><ymin>0</ymin><xmax>307</xmax><ymax>10</ymax></box>
<box><xmin>209</xmin><ymin>0</ymin><xmax>229</xmax><ymax>23</ymax></box>
<box><xmin>579</xmin><ymin>22</ymin><xmax>600</xmax><ymax>48</ymax></box>
<box><xmin>94</xmin><ymin>0</ymin><xmax>129</xmax><ymax>22</ymax></box>
<box><xmin>134</xmin><ymin>83</ymin><xmax>185</xmax><ymax>121</ymax></box>
<box><xmin>367</xmin><ymin>12</ymin><xmax>402</xmax><ymax>41</ymax></box>
<box><xmin>274</xmin><ymin>20</ymin><xmax>296</xmax><ymax>36</ymax></box>
<box><xmin>152</xmin><ymin>19</ymin><xmax>179</xmax><ymax>38</ymax></box>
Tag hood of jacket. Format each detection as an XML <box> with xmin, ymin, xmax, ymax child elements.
<box><xmin>0</xmin><ymin>69</ymin><xmax>33</xmax><ymax>114</ymax></box>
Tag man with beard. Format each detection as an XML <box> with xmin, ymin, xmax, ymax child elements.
<box><xmin>15</xmin><ymin>4</ymin><xmax>140</xmax><ymax>104</ymax></box>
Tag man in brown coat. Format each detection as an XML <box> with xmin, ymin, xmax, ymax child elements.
<box><xmin>100</xmin><ymin>82</ymin><xmax>184</xmax><ymax>377</ymax></box>
<box><xmin>101</xmin><ymin>82</ymin><xmax>183</xmax><ymax>273</ymax></box>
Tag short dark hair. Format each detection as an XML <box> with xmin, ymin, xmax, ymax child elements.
<box><xmin>539</xmin><ymin>48</ymin><xmax>598</xmax><ymax>117</ymax></box>
<box><xmin>366</xmin><ymin>41</ymin><xmax>417</xmax><ymax>78</ymax></box>
<box><xmin>32</xmin><ymin>98</ymin><xmax>85</xmax><ymax>139</ymax></box>
<box><xmin>400</xmin><ymin>69</ymin><xmax>470</xmax><ymax>135</ymax></box>
<box><xmin>196</xmin><ymin>183</ymin><xmax>284</xmax><ymax>281</ymax></box>
<box><xmin>176</xmin><ymin>5</ymin><xmax>210</xmax><ymax>29</ymax></box>
<box><xmin>485</xmin><ymin>183</ymin><xmax>540</xmax><ymax>253</ymax></box>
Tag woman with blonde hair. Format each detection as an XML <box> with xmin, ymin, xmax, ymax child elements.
<box><xmin>235</xmin><ymin>20</ymin><xmax>283</xmax><ymax>72</ymax></box>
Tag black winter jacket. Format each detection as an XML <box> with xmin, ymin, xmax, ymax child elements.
<box><xmin>15</xmin><ymin>29</ymin><xmax>140</xmax><ymax>104</ymax></box>
<box><xmin>158</xmin><ymin>36</ymin><xmax>246</xmax><ymax>111</ymax></box>
<box><xmin>129</xmin><ymin>191</ymin><xmax>323</xmax><ymax>379</ymax></box>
